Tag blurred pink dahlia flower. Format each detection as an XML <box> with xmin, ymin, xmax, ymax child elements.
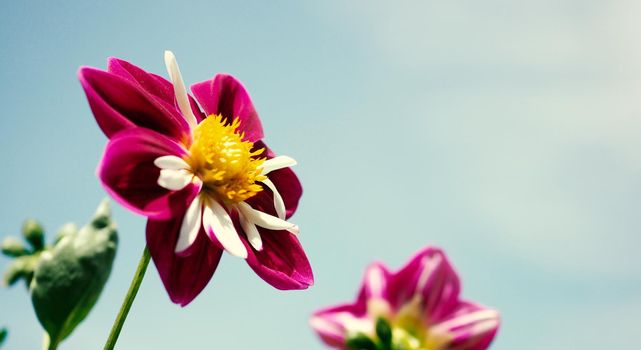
<box><xmin>310</xmin><ymin>247</ymin><xmax>499</xmax><ymax>350</ymax></box>
<box><xmin>79</xmin><ymin>51</ymin><xmax>312</xmax><ymax>306</ymax></box>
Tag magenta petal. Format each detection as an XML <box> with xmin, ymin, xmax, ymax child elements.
<box><xmin>78</xmin><ymin>67</ymin><xmax>190</xmax><ymax>140</ymax></box>
<box><xmin>107</xmin><ymin>58</ymin><xmax>205</xmax><ymax>123</ymax></box>
<box><xmin>107</xmin><ymin>58</ymin><xmax>174</xmax><ymax>104</ymax></box>
<box><xmin>147</xmin><ymin>217</ymin><xmax>223</xmax><ymax>306</ymax></box>
<box><xmin>389</xmin><ymin>247</ymin><xmax>461</xmax><ymax>321</ymax></box>
<box><xmin>244</xmin><ymin>229</ymin><xmax>313</xmax><ymax>290</ymax></box>
<box><xmin>356</xmin><ymin>262</ymin><xmax>392</xmax><ymax>304</ymax></box>
<box><xmin>310</xmin><ymin>303</ymin><xmax>365</xmax><ymax>349</ymax></box>
<box><xmin>98</xmin><ymin>127</ymin><xmax>198</xmax><ymax>220</ymax></box>
<box><xmin>191</xmin><ymin>74</ymin><xmax>264</xmax><ymax>142</ymax></box>
<box><xmin>434</xmin><ymin>301</ymin><xmax>500</xmax><ymax>350</ymax></box>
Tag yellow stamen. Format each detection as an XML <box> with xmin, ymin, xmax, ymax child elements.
<box><xmin>187</xmin><ymin>114</ymin><xmax>266</xmax><ymax>203</ymax></box>
<box><xmin>391</xmin><ymin>296</ymin><xmax>430</xmax><ymax>350</ymax></box>
<box><xmin>368</xmin><ymin>296</ymin><xmax>450</xmax><ymax>350</ymax></box>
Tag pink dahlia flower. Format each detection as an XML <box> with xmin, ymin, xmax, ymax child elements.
<box><xmin>79</xmin><ymin>51</ymin><xmax>313</xmax><ymax>306</ymax></box>
<box><xmin>310</xmin><ymin>247</ymin><xmax>499</xmax><ymax>350</ymax></box>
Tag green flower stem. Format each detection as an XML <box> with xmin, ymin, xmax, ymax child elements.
<box><xmin>103</xmin><ymin>247</ymin><xmax>151</xmax><ymax>350</ymax></box>
<box><xmin>43</xmin><ymin>333</ymin><xmax>59</xmax><ymax>350</ymax></box>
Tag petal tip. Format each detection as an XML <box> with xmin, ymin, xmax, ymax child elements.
<box><xmin>288</xmin><ymin>225</ymin><xmax>300</xmax><ymax>235</ymax></box>
<box><xmin>249</xmin><ymin>239</ymin><xmax>263</xmax><ymax>252</ymax></box>
<box><xmin>77</xmin><ymin>66</ymin><xmax>100</xmax><ymax>84</ymax></box>
<box><xmin>228</xmin><ymin>245</ymin><xmax>249</xmax><ymax>259</ymax></box>
<box><xmin>164</xmin><ymin>50</ymin><xmax>175</xmax><ymax>62</ymax></box>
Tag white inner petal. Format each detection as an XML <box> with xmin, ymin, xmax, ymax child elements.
<box><xmin>158</xmin><ymin>169</ymin><xmax>193</xmax><ymax>191</ymax></box>
<box><xmin>236</xmin><ymin>202</ymin><xmax>299</xmax><ymax>235</ymax></box>
<box><xmin>468</xmin><ymin>317</ymin><xmax>500</xmax><ymax>337</ymax></box>
<box><xmin>175</xmin><ymin>195</ymin><xmax>202</xmax><ymax>254</ymax></box>
<box><xmin>261</xmin><ymin>178</ymin><xmax>286</xmax><ymax>219</ymax></box>
<box><xmin>203</xmin><ymin>199</ymin><xmax>247</xmax><ymax>259</ymax></box>
<box><xmin>238</xmin><ymin>210</ymin><xmax>262</xmax><ymax>251</ymax></box>
<box><xmin>334</xmin><ymin>312</ymin><xmax>373</xmax><ymax>335</ymax></box>
<box><xmin>260</xmin><ymin>155</ymin><xmax>297</xmax><ymax>175</ymax></box>
<box><xmin>366</xmin><ymin>265</ymin><xmax>385</xmax><ymax>297</ymax></box>
<box><xmin>164</xmin><ymin>50</ymin><xmax>198</xmax><ymax>130</ymax></box>
<box><xmin>154</xmin><ymin>155</ymin><xmax>190</xmax><ymax>170</ymax></box>
<box><xmin>430</xmin><ymin>310</ymin><xmax>500</xmax><ymax>334</ymax></box>
<box><xmin>415</xmin><ymin>254</ymin><xmax>441</xmax><ymax>294</ymax></box>
<box><xmin>309</xmin><ymin>316</ymin><xmax>343</xmax><ymax>339</ymax></box>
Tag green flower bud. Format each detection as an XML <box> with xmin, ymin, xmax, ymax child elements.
<box><xmin>54</xmin><ymin>223</ymin><xmax>78</xmax><ymax>245</ymax></box>
<box><xmin>1</xmin><ymin>237</ymin><xmax>29</xmax><ymax>257</ymax></box>
<box><xmin>346</xmin><ymin>333</ymin><xmax>378</xmax><ymax>350</ymax></box>
<box><xmin>22</xmin><ymin>219</ymin><xmax>45</xmax><ymax>251</ymax></box>
<box><xmin>30</xmin><ymin>200</ymin><xmax>118</xmax><ymax>346</ymax></box>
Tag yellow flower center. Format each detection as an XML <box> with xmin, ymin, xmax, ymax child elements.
<box><xmin>187</xmin><ymin>114</ymin><xmax>266</xmax><ymax>203</ymax></box>
<box><xmin>389</xmin><ymin>296</ymin><xmax>449</xmax><ymax>350</ymax></box>
<box><xmin>391</xmin><ymin>327</ymin><xmax>426</xmax><ymax>350</ymax></box>
<box><xmin>363</xmin><ymin>297</ymin><xmax>448</xmax><ymax>350</ymax></box>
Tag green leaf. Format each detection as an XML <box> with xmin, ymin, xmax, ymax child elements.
<box><xmin>0</xmin><ymin>327</ymin><xmax>7</xmax><ymax>347</ymax></box>
<box><xmin>30</xmin><ymin>200</ymin><xmax>118</xmax><ymax>345</ymax></box>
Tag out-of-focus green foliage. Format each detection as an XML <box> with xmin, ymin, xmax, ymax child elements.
<box><xmin>0</xmin><ymin>327</ymin><xmax>7</xmax><ymax>347</ymax></box>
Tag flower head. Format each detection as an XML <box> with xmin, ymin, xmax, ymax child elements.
<box><xmin>310</xmin><ymin>247</ymin><xmax>499</xmax><ymax>350</ymax></box>
<box><xmin>79</xmin><ymin>51</ymin><xmax>313</xmax><ymax>306</ymax></box>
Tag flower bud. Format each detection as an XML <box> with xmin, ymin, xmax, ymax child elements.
<box><xmin>22</xmin><ymin>219</ymin><xmax>45</xmax><ymax>251</ymax></box>
<box><xmin>1</xmin><ymin>237</ymin><xmax>28</xmax><ymax>257</ymax></box>
<box><xmin>54</xmin><ymin>223</ymin><xmax>77</xmax><ymax>245</ymax></box>
<box><xmin>31</xmin><ymin>200</ymin><xmax>117</xmax><ymax>346</ymax></box>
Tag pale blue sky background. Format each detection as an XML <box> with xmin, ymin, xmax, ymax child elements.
<box><xmin>1</xmin><ymin>1</ymin><xmax>641</xmax><ymax>349</ymax></box>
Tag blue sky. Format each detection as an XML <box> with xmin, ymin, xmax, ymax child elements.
<box><xmin>1</xmin><ymin>1</ymin><xmax>640</xmax><ymax>349</ymax></box>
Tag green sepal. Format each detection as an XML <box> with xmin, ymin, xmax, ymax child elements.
<box><xmin>22</xmin><ymin>219</ymin><xmax>45</xmax><ymax>252</ymax></box>
<box><xmin>30</xmin><ymin>200</ymin><xmax>118</xmax><ymax>345</ymax></box>
<box><xmin>375</xmin><ymin>317</ymin><xmax>393</xmax><ymax>349</ymax></box>
<box><xmin>346</xmin><ymin>333</ymin><xmax>378</xmax><ymax>350</ymax></box>
<box><xmin>1</xmin><ymin>237</ymin><xmax>29</xmax><ymax>257</ymax></box>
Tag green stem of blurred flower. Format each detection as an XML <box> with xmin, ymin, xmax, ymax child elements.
<box><xmin>43</xmin><ymin>333</ymin><xmax>59</xmax><ymax>350</ymax></box>
<box><xmin>103</xmin><ymin>247</ymin><xmax>151</xmax><ymax>350</ymax></box>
